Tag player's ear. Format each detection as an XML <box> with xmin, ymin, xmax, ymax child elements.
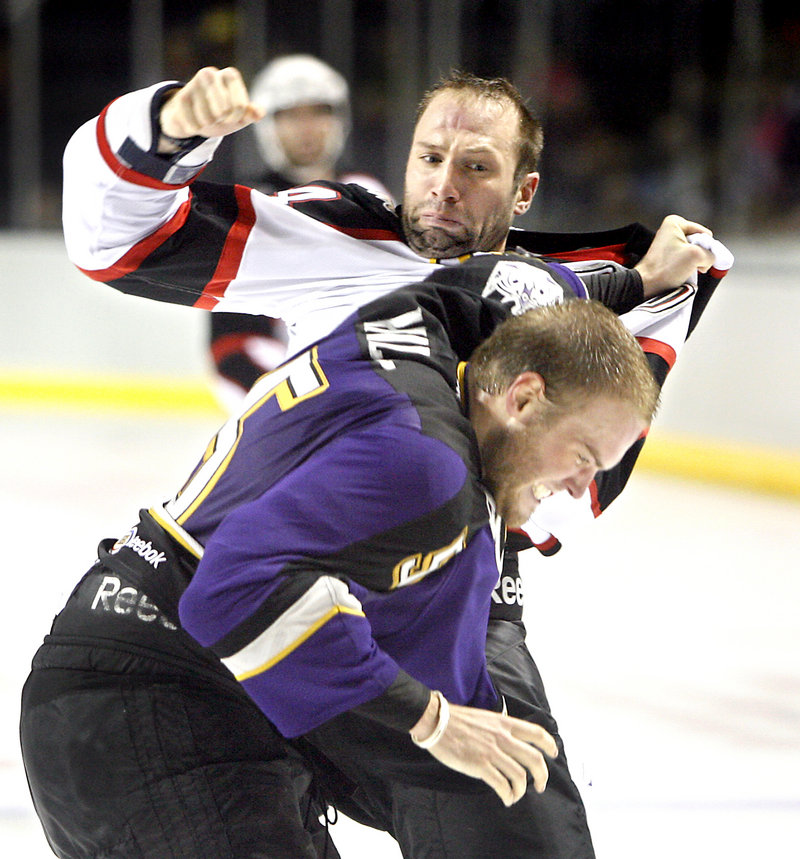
<box><xmin>504</xmin><ymin>371</ymin><xmax>546</xmax><ymax>423</ymax></box>
<box><xmin>513</xmin><ymin>173</ymin><xmax>539</xmax><ymax>215</ymax></box>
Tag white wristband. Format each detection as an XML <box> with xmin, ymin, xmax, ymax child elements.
<box><xmin>411</xmin><ymin>691</ymin><xmax>450</xmax><ymax>749</ymax></box>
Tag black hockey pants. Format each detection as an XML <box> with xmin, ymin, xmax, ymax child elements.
<box><xmin>20</xmin><ymin>659</ymin><xmax>338</xmax><ymax>859</ymax></box>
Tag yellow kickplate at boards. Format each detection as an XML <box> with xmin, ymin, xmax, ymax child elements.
<box><xmin>0</xmin><ymin>369</ymin><xmax>222</xmax><ymax>417</ymax></box>
<box><xmin>639</xmin><ymin>431</ymin><xmax>800</xmax><ymax>499</ymax></box>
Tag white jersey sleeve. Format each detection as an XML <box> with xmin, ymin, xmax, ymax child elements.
<box><xmin>62</xmin><ymin>83</ymin><xmax>222</xmax><ymax>270</ymax></box>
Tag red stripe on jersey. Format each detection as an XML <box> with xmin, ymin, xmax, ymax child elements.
<box><xmin>589</xmin><ymin>480</ymin><xmax>601</xmax><ymax>517</ymax></box>
<box><xmin>210</xmin><ymin>332</ymin><xmax>251</xmax><ymax>363</ymax></box>
<box><xmin>506</xmin><ymin>526</ymin><xmax>533</xmax><ymax>548</ymax></box>
<box><xmin>330</xmin><ymin>224</ymin><xmax>403</xmax><ymax>242</ymax></box>
<box><xmin>194</xmin><ymin>185</ymin><xmax>257</xmax><ymax>309</ymax></box>
<box><xmin>543</xmin><ymin>243</ymin><xmax>628</xmax><ymax>265</ymax></box>
<box><xmin>78</xmin><ymin>197</ymin><xmax>193</xmax><ymax>282</ymax></box>
<box><xmin>637</xmin><ymin>336</ymin><xmax>677</xmax><ymax>370</ymax></box>
<box><xmin>532</xmin><ymin>533</ymin><xmax>560</xmax><ymax>553</ymax></box>
<box><xmin>95</xmin><ymin>101</ymin><xmax>201</xmax><ymax>191</ymax></box>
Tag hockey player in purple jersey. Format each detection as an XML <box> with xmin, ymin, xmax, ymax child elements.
<box><xmin>21</xmin><ymin>287</ymin><xmax>658</xmax><ymax>858</ymax></box>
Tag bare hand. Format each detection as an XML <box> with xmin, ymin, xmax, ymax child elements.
<box><xmin>158</xmin><ymin>66</ymin><xmax>265</xmax><ymax>151</ymax></box>
<box><xmin>411</xmin><ymin>695</ymin><xmax>559</xmax><ymax>806</ymax></box>
<box><xmin>634</xmin><ymin>214</ymin><xmax>716</xmax><ymax>297</ymax></box>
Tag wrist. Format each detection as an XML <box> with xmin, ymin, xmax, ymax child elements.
<box><xmin>157</xmin><ymin>130</ymin><xmax>205</xmax><ymax>155</ymax></box>
<box><xmin>633</xmin><ymin>260</ymin><xmax>662</xmax><ymax>298</ymax></box>
<box><xmin>410</xmin><ymin>690</ymin><xmax>450</xmax><ymax>749</ymax></box>
<box><xmin>154</xmin><ymin>86</ymin><xmax>202</xmax><ymax>155</ymax></box>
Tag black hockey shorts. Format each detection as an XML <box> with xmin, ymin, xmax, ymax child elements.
<box><xmin>20</xmin><ymin>659</ymin><xmax>339</xmax><ymax>859</ymax></box>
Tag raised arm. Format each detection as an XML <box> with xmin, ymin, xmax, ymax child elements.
<box><xmin>60</xmin><ymin>65</ymin><xmax>393</xmax><ymax>327</ymax></box>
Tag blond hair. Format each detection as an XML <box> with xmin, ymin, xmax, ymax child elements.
<box><xmin>470</xmin><ymin>300</ymin><xmax>660</xmax><ymax>422</ymax></box>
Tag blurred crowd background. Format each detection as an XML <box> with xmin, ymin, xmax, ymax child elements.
<box><xmin>2</xmin><ymin>0</ymin><xmax>799</xmax><ymax>237</ymax></box>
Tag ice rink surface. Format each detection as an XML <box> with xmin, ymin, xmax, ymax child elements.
<box><xmin>2</xmin><ymin>406</ymin><xmax>798</xmax><ymax>857</ymax></box>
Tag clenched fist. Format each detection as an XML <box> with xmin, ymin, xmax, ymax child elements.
<box><xmin>158</xmin><ymin>66</ymin><xmax>265</xmax><ymax>151</ymax></box>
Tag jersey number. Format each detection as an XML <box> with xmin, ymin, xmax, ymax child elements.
<box><xmin>166</xmin><ymin>348</ymin><xmax>329</xmax><ymax>522</ymax></box>
<box><xmin>274</xmin><ymin>185</ymin><xmax>342</xmax><ymax>206</ymax></box>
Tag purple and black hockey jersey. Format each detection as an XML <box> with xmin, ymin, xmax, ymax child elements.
<box><xmin>162</xmin><ymin>272</ymin><xmax>561</xmax><ymax>737</ymax></box>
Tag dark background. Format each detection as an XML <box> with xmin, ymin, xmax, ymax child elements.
<box><xmin>3</xmin><ymin>0</ymin><xmax>799</xmax><ymax>235</ymax></box>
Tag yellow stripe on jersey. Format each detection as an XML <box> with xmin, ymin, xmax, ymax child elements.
<box><xmin>148</xmin><ymin>505</ymin><xmax>205</xmax><ymax>559</ymax></box>
<box><xmin>221</xmin><ymin>576</ymin><xmax>365</xmax><ymax>682</ymax></box>
<box><xmin>456</xmin><ymin>361</ymin><xmax>469</xmax><ymax>412</ymax></box>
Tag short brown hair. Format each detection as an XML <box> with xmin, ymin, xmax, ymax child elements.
<box><xmin>416</xmin><ymin>70</ymin><xmax>544</xmax><ymax>185</ymax></box>
<box><xmin>469</xmin><ymin>300</ymin><xmax>660</xmax><ymax>423</ymax></box>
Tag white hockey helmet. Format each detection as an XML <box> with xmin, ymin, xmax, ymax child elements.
<box><xmin>250</xmin><ymin>54</ymin><xmax>351</xmax><ymax>173</ymax></box>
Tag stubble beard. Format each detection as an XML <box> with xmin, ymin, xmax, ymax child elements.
<box><xmin>401</xmin><ymin>203</ymin><xmax>511</xmax><ymax>259</ymax></box>
<box><xmin>479</xmin><ymin>423</ymin><xmax>541</xmax><ymax>530</ymax></box>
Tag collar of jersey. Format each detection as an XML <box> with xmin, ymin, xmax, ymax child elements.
<box><xmin>457</xmin><ymin>362</ymin><xmax>470</xmax><ymax>415</ymax></box>
<box><xmin>428</xmin><ymin>250</ymin><xmax>505</xmax><ymax>265</ymax></box>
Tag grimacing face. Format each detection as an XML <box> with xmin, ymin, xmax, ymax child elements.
<box><xmin>480</xmin><ymin>394</ymin><xmax>647</xmax><ymax>528</ymax></box>
<box><xmin>402</xmin><ymin>90</ymin><xmax>537</xmax><ymax>259</ymax></box>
